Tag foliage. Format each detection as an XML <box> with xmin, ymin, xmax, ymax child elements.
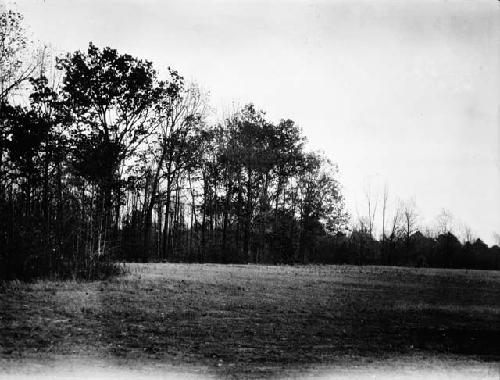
<box><xmin>0</xmin><ymin>9</ymin><xmax>28</xmax><ymax>100</ymax></box>
<box><xmin>0</xmin><ymin>7</ymin><xmax>497</xmax><ymax>279</ymax></box>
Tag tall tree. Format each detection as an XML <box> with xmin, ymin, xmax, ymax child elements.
<box><xmin>297</xmin><ymin>152</ymin><xmax>347</xmax><ymax>263</ymax></box>
<box><xmin>150</xmin><ymin>82</ymin><xmax>207</xmax><ymax>259</ymax></box>
<box><xmin>0</xmin><ymin>8</ymin><xmax>36</xmax><ymax>207</ymax></box>
<box><xmin>57</xmin><ymin>42</ymin><xmax>167</xmax><ymax>256</ymax></box>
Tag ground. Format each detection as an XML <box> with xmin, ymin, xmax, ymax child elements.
<box><xmin>1</xmin><ymin>264</ymin><xmax>499</xmax><ymax>379</ymax></box>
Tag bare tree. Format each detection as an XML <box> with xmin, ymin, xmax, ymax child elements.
<box><xmin>381</xmin><ymin>183</ymin><xmax>389</xmax><ymax>241</ymax></box>
<box><xmin>459</xmin><ymin>223</ymin><xmax>475</xmax><ymax>244</ymax></box>
<box><xmin>389</xmin><ymin>201</ymin><xmax>402</xmax><ymax>239</ymax></box>
<box><xmin>363</xmin><ymin>182</ymin><xmax>377</xmax><ymax>238</ymax></box>
<box><xmin>435</xmin><ymin>208</ymin><xmax>454</xmax><ymax>235</ymax></box>
<box><xmin>401</xmin><ymin>198</ymin><xmax>418</xmax><ymax>244</ymax></box>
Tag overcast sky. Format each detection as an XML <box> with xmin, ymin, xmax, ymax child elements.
<box><xmin>12</xmin><ymin>0</ymin><xmax>500</xmax><ymax>244</ymax></box>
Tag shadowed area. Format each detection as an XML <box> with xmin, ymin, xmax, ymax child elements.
<box><xmin>1</xmin><ymin>264</ymin><xmax>500</xmax><ymax>379</ymax></box>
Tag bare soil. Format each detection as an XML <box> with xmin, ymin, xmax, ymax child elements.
<box><xmin>1</xmin><ymin>264</ymin><xmax>499</xmax><ymax>379</ymax></box>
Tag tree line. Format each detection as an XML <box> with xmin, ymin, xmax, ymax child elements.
<box><xmin>1</xmin><ymin>9</ymin><xmax>498</xmax><ymax>280</ymax></box>
<box><xmin>1</xmin><ymin>9</ymin><xmax>349</xmax><ymax>279</ymax></box>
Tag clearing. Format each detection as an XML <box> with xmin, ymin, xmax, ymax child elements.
<box><xmin>1</xmin><ymin>264</ymin><xmax>499</xmax><ymax>379</ymax></box>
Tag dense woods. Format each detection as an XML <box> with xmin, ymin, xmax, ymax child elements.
<box><xmin>1</xmin><ymin>9</ymin><xmax>498</xmax><ymax>280</ymax></box>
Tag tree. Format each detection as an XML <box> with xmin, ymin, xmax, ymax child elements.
<box><xmin>401</xmin><ymin>198</ymin><xmax>418</xmax><ymax>248</ymax></box>
<box><xmin>5</xmin><ymin>105</ymin><xmax>48</xmax><ymax>205</ymax></box>
<box><xmin>435</xmin><ymin>208</ymin><xmax>454</xmax><ymax>235</ymax></box>
<box><xmin>268</xmin><ymin>118</ymin><xmax>304</xmax><ymax>262</ymax></box>
<box><xmin>223</xmin><ymin>104</ymin><xmax>275</xmax><ymax>262</ymax></box>
<box><xmin>459</xmin><ymin>223</ymin><xmax>475</xmax><ymax>244</ymax></box>
<box><xmin>0</xmin><ymin>9</ymin><xmax>35</xmax><ymax>101</ymax></box>
<box><xmin>381</xmin><ymin>183</ymin><xmax>388</xmax><ymax>241</ymax></box>
<box><xmin>0</xmin><ymin>8</ymin><xmax>37</xmax><ymax>206</ymax></box>
<box><xmin>435</xmin><ymin>232</ymin><xmax>461</xmax><ymax>267</ymax></box>
<box><xmin>57</xmin><ymin>42</ymin><xmax>167</xmax><ymax>256</ymax></box>
<box><xmin>151</xmin><ymin>82</ymin><xmax>208</xmax><ymax>260</ymax></box>
<box><xmin>363</xmin><ymin>182</ymin><xmax>377</xmax><ymax>238</ymax></box>
<box><xmin>296</xmin><ymin>152</ymin><xmax>347</xmax><ymax>263</ymax></box>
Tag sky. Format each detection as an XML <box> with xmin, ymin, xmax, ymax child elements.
<box><xmin>8</xmin><ymin>0</ymin><xmax>500</xmax><ymax>244</ymax></box>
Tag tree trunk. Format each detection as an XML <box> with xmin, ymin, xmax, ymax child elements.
<box><xmin>201</xmin><ymin>173</ymin><xmax>208</xmax><ymax>261</ymax></box>
<box><xmin>222</xmin><ymin>182</ymin><xmax>232</xmax><ymax>262</ymax></box>
<box><xmin>162</xmin><ymin>177</ymin><xmax>171</xmax><ymax>261</ymax></box>
<box><xmin>243</xmin><ymin>168</ymin><xmax>252</xmax><ymax>262</ymax></box>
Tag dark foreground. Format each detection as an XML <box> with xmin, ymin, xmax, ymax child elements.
<box><xmin>1</xmin><ymin>264</ymin><xmax>499</xmax><ymax>379</ymax></box>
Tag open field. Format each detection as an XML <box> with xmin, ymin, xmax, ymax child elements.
<box><xmin>1</xmin><ymin>264</ymin><xmax>500</xmax><ymax>379</ymax></box>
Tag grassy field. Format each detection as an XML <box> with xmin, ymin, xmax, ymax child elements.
<box><xmin>1</xmin><ymin>264</ymin><xmax>500</xmax><ymax>379</ymax></box>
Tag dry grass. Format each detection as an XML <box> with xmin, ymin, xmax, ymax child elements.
<box><xmin>1</xmin><ymin>264</ymin><xmax>500</xmax><ymax>379</ymax></box>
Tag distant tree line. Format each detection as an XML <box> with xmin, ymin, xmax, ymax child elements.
<box><xmin>314</xmin><ymin>230</ymin><xmax>500</xmax><ymax>270</ymax></box>
<box><xmin>317</xmin><ymin>194</ymin><xmax>500</xmax><ymax>270</ymax></box>
<box><xmin>0</xmin><ymin>9</ymin><xmax>498</xmax><ymax>280</ymax></box>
